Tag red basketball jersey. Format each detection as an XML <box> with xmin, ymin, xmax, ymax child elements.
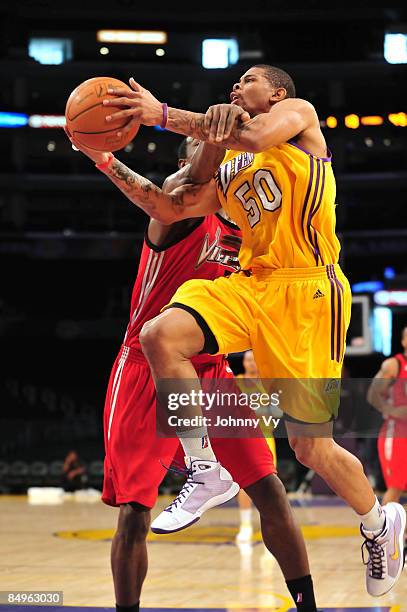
<box><xmin>123</xmin><ymin>214</ymin><xmax>240</xmax><ymax>361</ymax></box>
<box><xmin>379</xmin><ymin>352</ymin><xmax>407</xmax><ymax>449</ymax></box>
<box><xmin>391</xmin><ymin>353</ymin><xmax>407</xmax><ymax>413</ymax></box>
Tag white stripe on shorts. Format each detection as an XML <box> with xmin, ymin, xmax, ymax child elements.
<box><xmin>107</xmin><ymin>346</ymin><xmax>130</xmax><ymax>441</ymax></box>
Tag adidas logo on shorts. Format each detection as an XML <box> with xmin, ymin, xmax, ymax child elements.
<box><xmin>313</xmin><ymin>288</ymin><xmax>325</xmax><ymax>299</ymax></box>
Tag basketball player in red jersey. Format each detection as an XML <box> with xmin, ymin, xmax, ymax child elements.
<box><xmin>368</xmin><ymin>326</ymin><xmax>407</xmax><ymax>505</ymax></box>
<box><xmin>65</xmin><ymin>128</ymin><xmax>321</xmax><ymax>612</ymax></box>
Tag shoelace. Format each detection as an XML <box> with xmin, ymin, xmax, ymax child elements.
<box><xmin>360</xmin><ymin>527</ymin><xmax>385</xmax><ymax>579</ymax></box>
<box><xmin>160</xmin><ymin>461</ymin><xmax>204</xmax><ymax>514</ymax></box>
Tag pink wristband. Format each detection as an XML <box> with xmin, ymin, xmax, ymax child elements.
<box><xmin>95</xmin><ymin>153</ymin><xmax>114</xmax><ymax>171</ymax></box>
<box><xmin>160</xmin><ymin>103</ymin><xmax>168</xmax><ymax>129</ymax></box>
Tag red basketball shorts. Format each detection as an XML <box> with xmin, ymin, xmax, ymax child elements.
<box><xmin>102</xmin><ymin>345</ymin><xmax>276</xmax><ymax>508</ymax></box>
<box><xmin>378</xmin><ymin>418</ymin><xmax>407</xmax><ymax>491</ymax></box>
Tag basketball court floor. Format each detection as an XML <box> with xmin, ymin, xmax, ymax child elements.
<box><xmin>1</xmin><ymin>494</ymin><xmax>405</xmax><ymax>612</ymax></box>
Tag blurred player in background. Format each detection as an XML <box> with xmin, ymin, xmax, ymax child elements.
<box><xmin>62</xmin><ymin>450</ymin><xmax>88</xmax><ymax>492</ymax></box>
<box><xmin>236</xmin><ymin>350</ymin><xmax>277</xmax><ymax>543</ymax></box>
<box><xmin>368</xmin><ymin>326</ymin><xmax>407</xmax><ymax>506</ymax></box>
<box><xmin>65</xmin><ymin>130</ymin><xmax>321</xmax><ymax>612</ymax></box>
<box><xmin>103</xmin><ymin>65</ymin><xmax>407</xmax><ymax>598</ymax></box>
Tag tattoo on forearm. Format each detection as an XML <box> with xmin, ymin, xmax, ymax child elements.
<box><xmin>109</xmin><ymin>160</ymin><xmax>151</xmax><ymax>196</ymax></box>
<box><xmin>110</xmin><ymin>161</ymin><xmax>136</xmax><ymax>188</ymax></box>
<box><xmin>106</xmin><ymin>159</ymin><xmax>162</xmax><ymax>214</ymax></box>
<box><xmin>168</xmin><ymin>108</ymin><xmax>248</xmax><ymax>147</ymax></box>
<box><xmin>104</xmin><ymin>158</ymin><xmax>197</xmax><ymax>220</ymax></box>
<box><xmin>167</xmin><ymin>110</ymin><xmax>207</xmax><ymax>140</ymax></box>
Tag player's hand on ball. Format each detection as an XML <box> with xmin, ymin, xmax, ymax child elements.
<box><xmin>64</xmin><ymin>126</ymin><xmax>110</xmax><ymax>165</ymax></box>
<box><xmin>104</xmin><ymin>77</ymin><xmax>163</xmax><ymax>127</ymax></box>
<box><xmin>204</xmin><ymin>104</ymin><xmax>250</xmax><ymax>143</ymax></box>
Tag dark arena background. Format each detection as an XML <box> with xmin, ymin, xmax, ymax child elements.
<box><xmin>0</xmin><ymin>2</ymin><xmax>406</xmax><ymax>612</ymax></box>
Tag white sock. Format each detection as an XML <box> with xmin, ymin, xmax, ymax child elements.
<box><xmin>240</xmin><ymin>508</ymin><xmax>252</xmax><ymax>526</ymax></box>
<box><xmin>178</xmin><ymin>427</ymin><xmax>216</xmax><ymax>461</ymax></box>
<box><xmin>360</xmin><ymin>497</ymin><xmax>385</xmax><ymax>534</ymax></box>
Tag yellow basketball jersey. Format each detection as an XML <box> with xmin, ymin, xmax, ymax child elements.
<box><xmin>214</xmin><ymin>140</ymin><xmax>341</xmax><ymax>270</ymax></box>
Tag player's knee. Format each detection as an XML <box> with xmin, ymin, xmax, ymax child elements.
<box><xmin>139</xmin><ymin>317</ymin><xmax>172</xmax><ymax>361</ymax></box>
<box><xmin>140</xmin><ymin>311</ymin><xmax>199</xmax><ymax>363</ymax></box>
<box><xmin>247</xmin><ymin>474</ymin><xmax>291</xmax><ymax>520</ymax></box>
<box><xmin>289</xmin><ymin>437</ymin><xmax>327</xmax><ymax>469</ymax></box>
<box><xmin>116</xmin><ymin>503</ymin><xmax>150</xmax><ymax>546</ymax></box>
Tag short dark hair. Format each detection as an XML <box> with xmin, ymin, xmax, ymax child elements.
<box><xmin>253</xmin><ymin>64</ymin><xmax>296</xmax><ymax>99</ymax></box>
<box><xmin>177</xmin><ymin>137</ymin><xmax>190</xmax><ymax>160</ymax></box>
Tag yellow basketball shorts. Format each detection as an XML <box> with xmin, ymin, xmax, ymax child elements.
<box><xmin>165</xmin><ymin>264</ymin><xmax>352</xmax><ymax>424</ymax></box>
<box><xmin>265</xmin><ymin>435</ymin><xmax>277</xmax><ymax>466</ymax></box>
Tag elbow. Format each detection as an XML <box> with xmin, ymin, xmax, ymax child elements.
<box><xmin>143</xmin><ymin>206</ymin><xmax>177</xmax><ymax>225</ymax></box>
<box><xmin>153</xmin><ymin>213</ymin><xmax>178</xmax><ymax>225</ymax></box>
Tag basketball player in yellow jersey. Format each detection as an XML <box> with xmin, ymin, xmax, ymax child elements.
<box><xmin>105</xmin><ymin>65</ymin><xmax>406</xmax><ymax>597</ymax></box>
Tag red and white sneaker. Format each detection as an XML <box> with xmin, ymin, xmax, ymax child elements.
<box><xmin>151</xmin><ymin>457</ymin><xmax>239</xmax><ymax>534</ymax></box>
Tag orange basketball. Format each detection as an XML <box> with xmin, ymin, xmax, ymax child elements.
<box><xmin>65</xmin><ymin>77</ymin><xmax>140</xmax><ymax>152</ymax></box>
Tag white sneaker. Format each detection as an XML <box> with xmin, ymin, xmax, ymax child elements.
<box><xmin>236</xmin><ymin>523</ymin><xmax>253</xmax><ymax>543</ymax></box>
<box><xmin>361</xmin><ymin>502</ymin><xmax>406</xmax><ymax>597</ymax></box>
<box><xmin>151</xmin><ymin>456</ymin><xmax>239</xmax><ymax>534</ymax></box>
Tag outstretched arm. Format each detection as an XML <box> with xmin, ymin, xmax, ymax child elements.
<box><xmin>64</xmin><ymin>129</ymin><xmax>221</xmax><ymax>224</ymax></box>
<box><xmin>102</xmin><ymin>156</ymin><xmax>220</xmax><ymax>224</ymax></box>
<box><xmin>165</xmin><ymin>99</ymin><xmax>315</xmax><ymax>152</ymax></box>
<box><xmin>103</xmin><ymin>79</ymin><xmax>317</xmax><ymax>153</ymax></box>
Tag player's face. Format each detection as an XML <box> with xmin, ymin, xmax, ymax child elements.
<box><xmin>243</xmin><ymin>350</ymin><xmax>258</xmax><ymax>376</ymax></box>
<box><xmin>230</xmin><ymin>67</ymin><xmax>276</xmax><ymax>117</ymax></box>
